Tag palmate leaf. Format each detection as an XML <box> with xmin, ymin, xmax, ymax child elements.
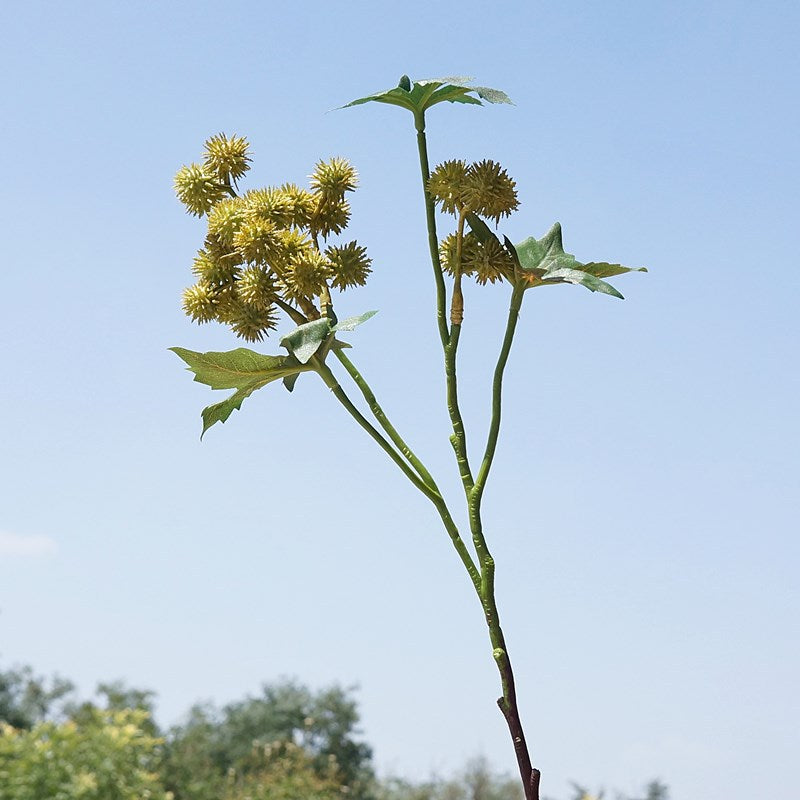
<box><xmin>170</xmin><ymin>347</ymin><xmax>311</xmax><ymax>437</ymax></box>
<box><xmin>514</xmin><ymin>223</ymin><xmax>646</xmax><ymax>299</ymax></box>
<box><xmin>341</xmin><ymin>75</ymin><xmax>511</xmax><ymax>117</ymax></box>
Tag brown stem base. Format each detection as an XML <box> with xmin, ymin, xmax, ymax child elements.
<box><xmin>497</xmin><ymin>697</ymin><xmax>540</xmax><ymax>800</ymax></box>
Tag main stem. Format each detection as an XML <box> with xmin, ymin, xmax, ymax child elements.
<box><xmin>415</xmin><ymin>115</ymin><xmax>539</xmax><ymax>800</ymax></box>
<box><xmin>415</xmin><ymin>114</ymin><xmax>473</xmax><ymax>493</ymax></box>
<box><xmin>468</xmin><ymin>285</ymin><xmax>538</xmax><ymax>800</ymax></box>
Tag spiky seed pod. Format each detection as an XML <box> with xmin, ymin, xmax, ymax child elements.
<box><xmin>280</xmin><ymin>183</ymin><xmax>316</xmax><ymax>229</ymax></box>
<box><xmin>242</xmin><ymin>188</ymin><xmax>294</xmax><ymax>228</ymax></box>
<box><xmin>282</xmin><ymin>249</ymin><xmax>332</xmax><ymax>300</ymax></box>
<box><xmin>182</xmin><ymin>281</ymin><xmax>219</xmax><ymax>323</ymax></box>
<box><xmin>236</xmin><ymin>266</ymin><xmax>278</xmax><ymax>310</ymax></box>
<box><xmin>212</xmin><ymin>286</ymin><xmax>244</xmax><ymax>324</ymax></box>
<box><xmin>191</xmin><ymin>248</ymin><xmax>240</xmax><ymax>285</ymax></box>
<box><xmin>326</xmin><ymin>241</ymin><xmax>372</xmax><ymax>290</ymax></box>
<box><xmin>203</xmin><ymin>234</ymin><xmax>244</xmax><ymax>268</ymax></box>
<box><xmin>463</xmin><ymin>160</ymin><xmax>519</xmax><ymax>223</ymax></box>
<box><xmin>439</xmin><ymin>232</ymin><xmax>480</xmax><ymax>278</ymax></box>
<box><xmin>312</xmin><ymin>197</ymin><xmax>351</xmax><ymax>239</ymax></box>
<box><xmin>174</xmin><ymin>163</ymin><xmax>227</xmax><ymax>216</ymax></box>
<box><xmin>203</xmin><ymin>133</ymin><xmax>251</xmax><ymax>184</ymax></box>
<box><xmin>233</xmin><ymin>217</ymin><xmax>281</xmax><ymax>264</ymax></box>
<box><xmin>428</xmin><ymin>160</ymin><xmax>470</xmax><ymax>216</ymax></box>
<box><xmin>309</xmin><ymin>157</ymin><xmax>358</xmax><ymax>201</ymax></box>
<box><xmin>462</xmin><ymin>236</ymin><xmax>515</xmax><ymax>285</ymax></box>
<box><xmin>207</xmin><ymin>197</ymin><xmax>250</xmax><ymax>248</ymax></box>
<box><xmin>228</xmin><ymin>301</ymin><xmax>280</xmax><ymax>342</ymax></box>
<box><xmin>270</xmin><ymin>228</ymin><xmax>313</xmax><ymax>276</ymax></box>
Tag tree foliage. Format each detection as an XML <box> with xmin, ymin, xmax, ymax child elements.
<box><xmin>0</xmin><ymin>708</ymin><xmax>170</xmax><ymax>800</ymax></box>
<box><xmin>376</xmin><ymin>756</ymin><xmax>523</xmax><ymax>800</ymax></box>
<box><xmin>0</xmin><ymin>664</ymin><xmax>74</xmax><ymax>729</ymax></box>
<box><xmin>162</xmin><ymin>680</ymin><xmax>372</xmax><ymax>800</ymax></box>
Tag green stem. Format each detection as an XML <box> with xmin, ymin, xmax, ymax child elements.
<box><xmin>473</xmin><ymin>283</ymin><xmax>525</xmax><ymax>502</ymax></box>
<box><xmin>274</xmin><ymin>297</ymin><xmax>308</xmax><ymax>326</ymax></box>
<box><xmin>444</xmin><ymin>327</ymin><xmax>474</xmax><ymax>492</ymax></box>
<box><xmin>414</xmin><ymin>114</ymin><xmax>450</xmax><ymax>348</ymax></box>
<box><xmin>415</xmin><ymin>114</ymin><xmax>474</xmax><ymax>493</ymax></box>
<box><xmin>460</xmin><ymin>282</ymin><xmax>536</xmax><ymax>800</ymax></box>
<box><xmin>450</xmin><ymin>211</ymin><xmax>466</xmax><ymax>325</ymax></box>
<box><xmin>315</xmin><ymin>358</ymin><xmax>481</xmax><ymax>593</ymax></box>
<box><xmin>333</xmin><ymin>349</ymin><xmax>439</xmax><ymax>494</ymax></box>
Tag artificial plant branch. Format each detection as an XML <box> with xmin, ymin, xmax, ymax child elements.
<box><xmin>172</xmin><ymin>81</ymin><xmax>646</xmax><ymax>800</ymax></box>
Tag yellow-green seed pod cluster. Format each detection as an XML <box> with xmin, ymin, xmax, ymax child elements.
<box><xmin>440</xmin><ymin>233</ymin><xmax>515</xmax><ymax>286</ymax></box>
<box><xmin>175</xmin><ymin>137</ymin><xmax>371</xmax><ymax>342</ymax></box>
<box><xmin>431</xmin><ymin>158</ymin><xmax>519</xmax><ymax>289</ymax></box>
<box><xmin>428</xmin><ymin>159</ymin><xmax>519</xmax><ymax>223</ymax></box>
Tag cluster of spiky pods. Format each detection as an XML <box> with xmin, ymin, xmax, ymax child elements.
<box><xmin>174</xmin><ymin>134</ymin><xmax>371</xmax><ymax>341</ymax></box>
<box><xmin>429</xmin><ymin>158</ymin><xmax>520</xmax><ymax>286</ymax></box>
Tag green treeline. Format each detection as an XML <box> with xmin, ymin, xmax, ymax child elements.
<box><xmin>0</xmin><ymin>664</ymin><xmax>666</xmax><ymax>800</ymax></box>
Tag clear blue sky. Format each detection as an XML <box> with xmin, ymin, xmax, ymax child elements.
<box><xmin>1</xmin><ymin>2</ymin><xmax>798</xmax><ymax>798</ymax></box>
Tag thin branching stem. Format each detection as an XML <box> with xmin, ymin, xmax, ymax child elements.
<box><xmin>473</xmin><ymin>283</ymin><xmax>525</xmax><ymax>502</ymax></box>
<box><xmin>414</xmin><ymin>113</ymin><xmax>450</xmax><ymax>348</ymax></box>
<box><xmin>315</xmin><ymin>358</ymin><xmax>481</xmax><ymax>592</ymax></box>
<box><xmin>333</xmin><ymin>350</ymin><xmax>439</xmax><ymax>494</ymax></box>
<box><xmin>415</xmin><ymin>115</ymin><xmax>475</xmax><ymax>493</ymax></box>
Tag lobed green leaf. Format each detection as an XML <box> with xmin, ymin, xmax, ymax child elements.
<box><xmin>170</xmin><ymin>347</ymin><xmax>311</xmax><ymax>437</ymax></box>
<box><xmin>513</xmin><ymin>222</ymin><xmax>645</xmax><ymax>299</ymax></box>
<box><xmin>341</xmin><ymin>75</ymin><xmax>511</xmax><ymax>117</ymax></box>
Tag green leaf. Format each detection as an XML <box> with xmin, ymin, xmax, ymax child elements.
<box><xmin>340</xmin><ymin>75</ymin><xmax>511</xmax><ymax>116</ymax></box>
<box><xmin>279</xmin><ymin>318</ymin><xmax>332</xmax><ymax>364</ymax></box>
<box><xmin>581</xmin><ymin>262</ymin><xmax>648</xmax><ymax>279</ymax></box>
<box><xmin>200</xmin><ymin>385</ymin><xmax>263</xmax><ymax>435</ymax></box>
<box><xmin>283</xmin><ymin>373</ymin><xmax>301</xmax><ymax>392</ymax></box>
<box><xmin>170</xmin><ymin>347</ymin><xmax>293</xmax><ymax>389</ymax></box>
<box><xmin>170</xmin><ymin>347</ymin><xmax>310</xmax><ymax>437</ymax></box>
<box><xmin>539</xmin><ymin>267</ymin><xmax>625</xmax><ymax>299</ymax></box>
<box><xmin>513</xmin><ymin>222</ymin><xmax>645</xmax><ymax>299</ymax></box>
<box><xmin>465</xmin><ymin>212</ymin><xmax>501</xmax><ymax>247</ymax></box>
<box><xmin>331</xmin><ymin>310</ymin><xmax>377</xmax><ymax>332</ymax></box>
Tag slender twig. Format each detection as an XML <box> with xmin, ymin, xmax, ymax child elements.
<box><xmin>414</xmin><ymin>113</ymin><xmax>450</xmax><ymax>348</ymax></box>
<box><xmin>274</xmin><ymin>297</ymin><xmax>308</xmax><ymax>326</ymax></box>
<box><xmin>472</xmin><ymin>283</ymin><xmax>525</xmax><ymax>502</ymax></box>
<box><xmin>444</xmin><ymin>328</ymin><xmax>474</xmax><ymax>492</ymax></box>
<box><xmin>314</xmin><ymin>358</ymin><xmax>481</xmax><ymax>592</ymax></box>
<box><xmin>333</xmin><ymin>349</ymin><xmax>439</xmax><ymax>493</ymax></box>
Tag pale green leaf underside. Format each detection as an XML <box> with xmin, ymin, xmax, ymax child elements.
<box><xmin>331</xmin><ymin>309</ymin><xmax>377</xmax><ymax>332</ymax></box>
<box><xmin>280</xmin><ymin>310</ymin><xmax>377</xmax><ymax>363</ymax></box>
<box><xmin>279</xmin><ymin>318</ymin><xmax>331</xmax><ymax>364</ymax></box>
<box><xmin>514</xmin><ymin>223</ymin><xmax>646</xmax><ymax>299</ymax></box>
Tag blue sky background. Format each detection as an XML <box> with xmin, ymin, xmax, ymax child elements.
<box><xmin>1</xmin><ymin>2</ymin><xmax>798</xmax><ymax>798</ymax></box>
